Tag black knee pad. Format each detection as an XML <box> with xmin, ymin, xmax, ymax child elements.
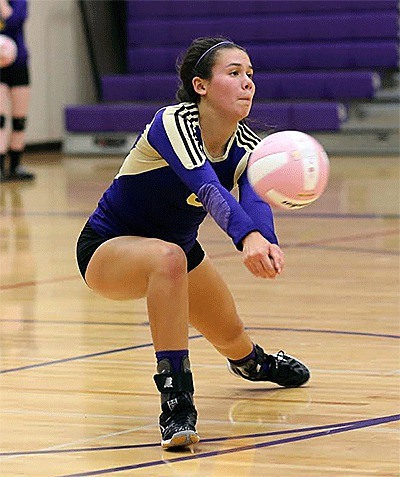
<box><xmin>12</xmin><ymin>117</ymin><xmax>27</xmax><ymax>131</ymax></box>
<box><xmin>0</xmin><ymin>115</ymin><xmax>5</xmax><ymax>128</ymax></box>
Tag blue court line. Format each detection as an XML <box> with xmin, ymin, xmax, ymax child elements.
<box><xmin>1</xmin><ymin>327</ymin><xmax>398</xmax><ymax>375</ymax></box>
<box><xmin>0</xmin><ymin>210</ymin><xmax>398</xmax><ymax>220</ymax></box>
<box><xmin>286</xmin><ymin>244</ymin><xmax>399</xmax><ymax>255</ymax></box>
<box><xmin>0</xmin><ymin>319</ymin><xmax>398</xmax><ymax>342</ymax></box>
<box><xmin>0</xmin><ymin>335</ymin><xmax>202</xmax><ymax>375</ymax></box>
<box><xmin>1</xmin><ymin>414</ymin><xmax>398</xmax><ymax>458</ymax></box>
<box><xmin>247</xmin><ymin>326</ymin><xmax>400</xmax><ymax>340</ymax></box>
<box><xmin>56</xmin><ymin>414</ymin><xmax>400</xmax><ymax>477</ymax></box>
<box><xmin>0</xmin><ymin>343</ymin><xmax>153</xmax><ymax>375</ymax></box>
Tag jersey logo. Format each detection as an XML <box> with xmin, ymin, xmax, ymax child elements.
<box><xmin>186</xmin><ymin>193</ymin><xmax>203</xmax><ymax>207</ymax></box>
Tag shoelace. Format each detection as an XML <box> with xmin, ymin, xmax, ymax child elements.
<box><xmin>276</xmin><ymin>350</ymin><xmax>286</xmax><ymax>361</ymax></box>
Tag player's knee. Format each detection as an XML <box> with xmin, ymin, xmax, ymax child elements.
<box><xmin>155</xmin><ymin>242</ymin><xmax>187</xmax><ymax>280</ymax></box>
<box><xmin>12</xmin><ymin>117</ymin><xmax>26</xmax><ymax>131</ymax></box>
<box><xmin>0</xmin><ymin>115</ymin><xmax>5</xmax><ymax>129</ymax></box>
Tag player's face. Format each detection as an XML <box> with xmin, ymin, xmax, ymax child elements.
<box><xmin>203</xmin><ymin>48</ymin><xmax>255</xmax><ymax>121</ymax></box>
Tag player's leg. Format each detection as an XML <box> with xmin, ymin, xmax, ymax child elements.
<box><xmin>188</xmin><ymin>256</ymin><xmax>310</xmax><ymax>387</ymax></box>
<box><xmin>8</xmin><ymin>83</ymin><xmax>33</xmax><ymax>180</ymax></box>
<box><xmin>85</xmin><ymin>235</ymin><xmax>189</xmax><ymax>348</ymax></box>
<box><xmin>84</xmin><ymin>235</ymin><xmax>199</xmax><ymax>448</ymax></box>
<box><xmin>0</xmin><ymin>82</ymin><xmax>9</xmax><ymax>181</ymax></box>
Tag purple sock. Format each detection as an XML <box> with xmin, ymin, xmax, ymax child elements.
<box><xmin>228</xmin><ymin>345</ymin><xmax>257</xmax><ymax>366</ymax></box>
<box><xmin>156</xmin><ymin>349</ymin><xmax>189</xmax><ymax>373</ymax></box>
<box><xmin>229</xmin><ymin>344</ymin><xmax>270</xmax><ymax>373</ymax></box>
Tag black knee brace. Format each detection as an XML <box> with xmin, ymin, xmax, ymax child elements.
<box><xmin>0</xmin><ymin>115</ymin><xmax>5</xmax><ymax>129</ymax></box>
<box><xmin>12</xmin><ymin>117</ymin><xmax>27</xmax><ymax>131</ymax></box>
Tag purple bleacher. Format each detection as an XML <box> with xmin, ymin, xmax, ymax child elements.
<box><xmin>65</xmin><ymin>101</ymin><xmax>346</xmax><ymax>133</ymax></box>
<box><xmin>101</xmin><ymin>75</ymin><xmax>179</xmax><ymax>102</ymax></box>
<box><xmin>250</xmin><ymin>102</ymin><xmax>346</xmax><ymax>132</ymax></box>
<box><xmin>65</xmin><ymin>0</ymin><xmax>398</xmax><ymax>137</ymax></box>
<box><xmin>127</xmin><ymin>0</ymin><xmax>398</xmax><ymax>18</ymax></box>
<box><xmin>65</xmin><ymin>104</ymin><xmax>162</xmax><ymax>133</ymax></box>
<box><xmin>101</xmin><ymin>72</ymin><xmax>379</xmax><ymax>102</ymax></box>
<box><xmin>127</xmin><ymin>13</ymin><xmax>398</xmax><ymax>47</ymax></box>
<box><xmin>127</xmin><ymin>41</ymin><xmax>399</xmax><ymax>74</ymax></box>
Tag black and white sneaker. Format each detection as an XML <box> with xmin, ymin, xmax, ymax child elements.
<box><xmin>159</xmin><ymin>392</ymin><xmax>199</xmax><ymax>449</ymax></box>
<box><xmin>228</xmin><ymin>345</ymin><xmax>310</xmax><ymax>388</ymax></box>
<box><xmin>8</xmin><ymin>166</ymin><xmax>35</xmax><ymax>181</ymax></box>
<box><xmin>154</xmin><ymin>358</ymin><xmax>199</xmax><ymax>449</ymax></box>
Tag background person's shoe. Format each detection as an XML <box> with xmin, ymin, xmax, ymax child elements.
<box><xmin>8</xmin><ymin>166</ymin><xmax>35</xmax><ymax>181</ymax></box>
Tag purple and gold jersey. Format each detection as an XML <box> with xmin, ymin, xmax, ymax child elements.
<box><xmin>88</xmin><ymin>102</ymin><xmax>278</xmax><ymax>252</ymax></box>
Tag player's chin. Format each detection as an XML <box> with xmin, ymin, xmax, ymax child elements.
<box><xmin>235</xmin><ymin>102</ymin><xmax>252</xmax><ymax>120</ymax></box>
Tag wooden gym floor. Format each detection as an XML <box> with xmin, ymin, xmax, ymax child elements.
<box><xmin>0</xmin><ymin>152</ymin><xmax>399</xmax><ymax>476</ymax></box>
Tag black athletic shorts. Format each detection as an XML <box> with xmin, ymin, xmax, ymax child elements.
<box><xmin>0</xmin><ymin>63</ymin><xmax>30</xmax><ymax>87</ymax></box>
<box><xmin>76</xmin><ymin>221</ymin><xmax>206</xmax><ymax>281</ymax></box>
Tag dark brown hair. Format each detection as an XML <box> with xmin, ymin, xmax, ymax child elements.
<box><xmin>176</xmin><ymin>37</ymin><xmax>246</xmax><ymax>103</ymax></box>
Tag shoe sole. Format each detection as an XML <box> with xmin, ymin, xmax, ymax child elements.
<box><xmin>162</xmin><ymin>430</ymin><xmax>200</xmax><ymax>449</ymax></box>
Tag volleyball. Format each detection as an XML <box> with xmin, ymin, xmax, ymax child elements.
<box><xmin>247</xmin><ymin>131</ymin><xmax>330</xmax><ymax>210</ymax></box>
<box><xmin>0</xmin><ymin>34</ymin><xmax>17</xmax><ymax>68</ymax></box>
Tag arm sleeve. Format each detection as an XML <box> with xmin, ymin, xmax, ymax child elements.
<box><xmin>237</xmin><ymin>166</ymin><xmax>279</xmax><ymax>245</ymax></box>
<box><xmin>147</xmin><ymin>108</ymin><xmax>261</xmax><ymax>249</ymax></box>
<box><xmin>3</xmin><ymin>1</ymin><xmax>27</xmax><ymax>29</ymax></box>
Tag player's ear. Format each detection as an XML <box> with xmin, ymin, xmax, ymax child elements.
<box><xmin>192</xmin><ymin>76</ymin><xmax>208</xmax><ymax>96</ymax></box>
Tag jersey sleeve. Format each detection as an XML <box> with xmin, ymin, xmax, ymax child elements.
<box><xmin>237</xmin><ymin>170</ymin><xmax>279</xmax><ymax>245</ymax></box>
<box><xmin>147</xmin><ymin>106</ymin><xmax>262</xmax><ymax>249</ymax></box>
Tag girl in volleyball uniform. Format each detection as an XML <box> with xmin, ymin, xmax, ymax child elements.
<box><xmin>77</xmin><ymin>37</ymin><xmax>310</xmax><ymax>450</ymax></box>
<box><xmin>0</xmin><ymin>0</ymin><xmax>34</xmax><ymax>181</ymax></box>
<box><xmin>88</xmin><ymin>102</ymin><xmax>278</xmax><ymax>261</ymax></box>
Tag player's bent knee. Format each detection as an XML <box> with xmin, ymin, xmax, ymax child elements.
<box><xmin>154</xmin><ymin>242</ymin><xmax>187</xmax><ymax>280</ymax></box>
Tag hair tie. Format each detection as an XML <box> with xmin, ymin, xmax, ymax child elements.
<box><xmin>194</xmin><ymin>41</ymin><xmax>234</xmax><ymax>70</ymax></box>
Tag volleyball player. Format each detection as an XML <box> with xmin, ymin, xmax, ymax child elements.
<box><xmin>0</xmin><ymin>0</ymin><xmax>34</xmax><ymax>182</ymax></box>
<box><xmin>76</xmin><ymin>37</ymin><xmax>310</xmax><ymax>450</ymax></box>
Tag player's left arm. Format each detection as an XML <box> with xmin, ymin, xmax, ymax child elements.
<box><xmin>238</xmin><ymin>170</ymin><xmax>284</xmax><ymax>276</ymax></box>
<box><xmin>237</xmin><ymin>169</ymin><xmax>278</xmax><ymax>245</ymax></box>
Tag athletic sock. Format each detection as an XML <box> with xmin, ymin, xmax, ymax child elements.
<box><xmin>156</xmin><ymin>349</ymin><xmax>189</xmax><ymax>373</ymax></box>
<box><xmin>0</xmin><ymin>154</ymin><xmax>5</xmax><ymax>173</ymax></box>
<box><xmin>228</xmin><ymin>344</ymin><xmax>270</xmax><ymax>372</ymax></box>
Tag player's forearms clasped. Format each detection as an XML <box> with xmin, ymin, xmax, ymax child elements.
<box><xmin>242</xmin><ymin>231</ymin><xmax>284</xmax><ymax>279</ymax></box>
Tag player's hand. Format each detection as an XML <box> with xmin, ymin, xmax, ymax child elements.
<box><xmin>242</xmin><ymin>231</ymin><xmax>284</xmax><ymax>279</ymax></box>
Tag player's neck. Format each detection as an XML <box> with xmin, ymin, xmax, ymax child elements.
<box><xmin>198</xmin><ymin>104</ymin><xmax>237</xmax><ymax>158</ymax></box>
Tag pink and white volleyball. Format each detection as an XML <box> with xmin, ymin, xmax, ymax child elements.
<box><xmin>247</xmin><ymin>130</ymin><xmax>330</xmax><ymax>210</ymax></box>
<box><xmin>0</xmin><ymin>34</ymin><xmax>17</xmax><ymax>68</ymax></box>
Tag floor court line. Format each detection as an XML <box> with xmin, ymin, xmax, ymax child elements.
<box><xmin>2</xmin><ymin>414</ymin><xmax>398</xmax><ymax>458</ymax></box>
<box><xmin>0</xmin><ymin>227</ymin><xmax>397</xmax><ymax>291</ymax></box>
<box><xmin>1</xmin><ymin>327</ymin><xmax>398</xmax><ymax>376</ymax></box>
<box><xmin>1</xmin><ymin>210</ymin><xmax>399</xmax><ymax>220</ymax></box>
<box><xmin>57</xmin><ymin>414</ymin><xmax>400</xmax><ymax>477</ymax></box>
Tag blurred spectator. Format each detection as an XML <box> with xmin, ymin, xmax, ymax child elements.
<box><xmin>0</xmin><ymin>0</ymin><xmax>34</xmax><ymax>182</ymax></box>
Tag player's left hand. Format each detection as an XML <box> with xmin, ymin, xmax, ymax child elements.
<box><xmin>242</xmin><ymin>232</ymin><xmax>284</xmax><ymax>279</ymax></box>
